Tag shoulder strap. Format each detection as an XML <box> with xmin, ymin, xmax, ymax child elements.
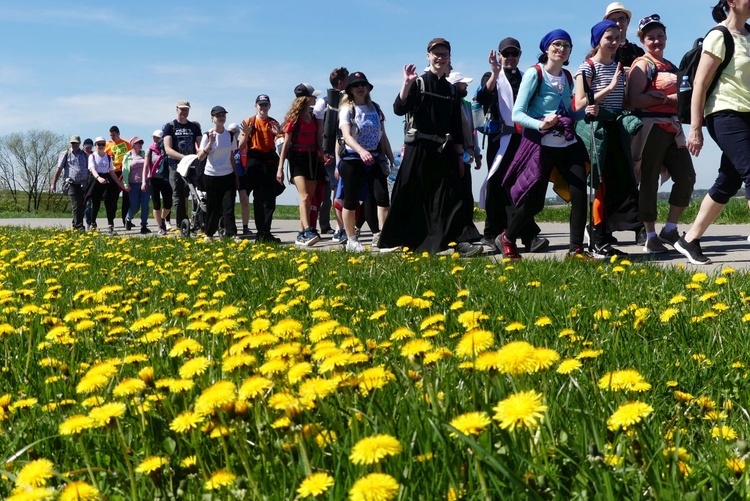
<box><xmin>709</xmin><ymin>25</ymin><xmax>735</xmax><ymax>96</ymax></box>
<box><xmin>532</xmin><ymin>64</ymin><xmax>544</xmax><ymax>100</ymax></box>
<box><xmin>585</xmin><ymin>58</ymin><xmax>597</xmax><ymax>84</ymax></box>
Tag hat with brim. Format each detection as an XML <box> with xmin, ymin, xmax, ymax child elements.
<box><xmin>69</xmin><ymin>135</ymin><xmax>81</xmax><ymax>144</ymax></box>
<box><xmin>94</xmin><ymin>136</ymin><xmax>107</xmax><ymax>145</ymax></box>
<box><xmin>211</xmin><ymin>106</ymin><xmax>228</xmax><ymax>116</ymax></box>
<box><xmin>152</xmin><ymin>129</ymin><xmax>164</xmax><ymax>139</ymax></box>
<box><xmin>638</xmin><ymin>14</ymin><xmax>666</xmax><ymax>33</ymax></box>
<box><xmin>446</xmin><ymin>71</ymin><xmax>473</xmax><ymax>85</ymax></box>
<box><xmin>604</xmin><ymin>2</ymin><xmax>632</xmax><ymax>20</ymax></box>
<box><xmin>346</xmin><ymin>72</ymin><xmax>373</xmax><ymax>91</ymax></box>
<box><xmin>427</xmin><ymin>37</ymin><xmax>451</xmax><ymax>53</ymax></box>
<box><xmin>130</xmin><ymin>136</ymin><xmax>143</xmax><ymax>146</ymax></box>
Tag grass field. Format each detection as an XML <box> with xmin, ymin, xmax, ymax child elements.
<box><xmin>1</xmin><ymin>227</ymin><xmax>750</xmax><ymax>499</ymax></box>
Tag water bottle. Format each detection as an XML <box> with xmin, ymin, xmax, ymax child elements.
<box><xmin>678</xmin><ymin>75</ymin><xmax>692</xmax><ymax>93</ymax></box>
<box><xmin>387</xmin><ymin>152</ymin><xmax>401</xmax><ymax>196</ymax></box>
<box><xmin>462</xmin><ymin>151</ymin><xmax>471</xmax><ymax>164</ymax></box>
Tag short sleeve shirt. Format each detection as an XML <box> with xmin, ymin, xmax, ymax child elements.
<box><xmin>339</xmin><ymin>104</ymin><xmax>382</xmax><ymax>152</ymax></box>
<box><xmin>703</xmin><ymin>28</ymin><xmax>750</xmax><ymax>115</ymax></box>
<box><xmin>284</xmin><ymin>118</ymin><xmax>317</xmax><ymax>151</ymax></box>
<box><xmin>199</xmin><ymin>130</ymin><xmax>236</xmax><ymax>177</ymax></box>
<box><xmin>163</xmin><ymin>120</ymin><xmax>202</xmax><ymax>167</ymax></box>
<box><xmin>105</xmin><ymin>139</ymin><xmax>130</xmax><ymax>171</ymax></box>
<box><xmin>576</xmin><ymin>59</ymin><xmax>625</xmax><ymax>112</ymax></box>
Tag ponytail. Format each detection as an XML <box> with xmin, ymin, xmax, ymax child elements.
<box><xmin>712</xmin><ymin>0</ymin><xmax>728</xmax><ymax>22</ymax></box>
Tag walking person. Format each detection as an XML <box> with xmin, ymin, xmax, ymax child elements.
<box><xmin>277</xmin><ymin>83</ymin><xmax>325</xmax><ymax>247</ymax></box>
<box><xmin>627</xmin><ymin>14</ymin><xmax>695</xmax><ymax>253</ymax></box>
<box><xmin>86</xmin><ymin>137</ymin><xmax>128</xmax><ymax>235</ymax></box>
<box><xmin>378</xmin><ymin>37</ymin><xmax>482</xmax><ymax>256</ymax></box>
<box><xmin>498</xmin><ymin>30</ymin><xmax>590</xmax><ymax>260</ymax></box>
<box><xmin>338</xmin><ymin>71</ymin><xmax>394</xmax><ymax>252</ymax></box>
<box><xmin>198</xmin><ymin>106</ymin><xmax>239</xmax><ymax>242</ymax></box>
<box><xmin>105</xmin><ymin>126</ymin><xmax>131</xmax><ymax>227</ymax></box>
<box><xmin>163</xmin><ymin>100</ymin><xmax>202</xmax><ymax>230</ymax></box>
<box><xmin>122</xmin><ymin>137</ymin><xmax>151</xmax><ymax>234</ymax></box>
<box><xmin>240</xmin><ymin>95</ymin><xmax>284</xmax><ymax>243</ymax></box>
<box><xmin>676</xmin><ymin>0</ymin><xmax>750</xmax><ymax>265</ymax></box>
<box><xmin>476</xmin><ymin>38</ymin><xmax>548</xmax><ymax>253</ymax></box>
<box><xmin>574</xmin><ymin>20</ymin><xmax>642</xmax><ymax>259</ymax></box>
<box><xmin>144</xmin><ymin>130</ymin><xmax>172</xmax><ymax>236</ymax></box>
<box><xmin>50</xmin><ymin>135</ymin><xmax>90</xmax><ymax>231</ymax></box>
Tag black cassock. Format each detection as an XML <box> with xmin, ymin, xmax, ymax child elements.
<box><xmin>379</xmin><ymin>71</ymin><xmax>481</xmax><ymax>252</ymax></box>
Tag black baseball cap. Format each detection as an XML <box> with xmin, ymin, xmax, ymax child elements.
<box><xmin>427</xmin><ymin>37</ymin><xmax>451</xmax><ymax>53</ymax></box>
<box><xmin>210</xmin><ymin>106</ymin><xmax>228</xmax><ymax>116</ymax></box>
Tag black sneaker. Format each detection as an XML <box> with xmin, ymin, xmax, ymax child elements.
<box><xmin>140</xmin><ymin>226</ymin><xmax>151</xmax><ymax>234</ymax></box>
<box><xmin>526</xmin><ymin>236</ymin><xmax>550</xmax><ymax>253</ymax></box>
<box><xmin>635</xmin><ymin>227</ymin><xmax>647</xmax><ymax>246</ymax></box>
<box><xmin>658</xmin><ymin>227</ymin><xmax>680</xmax><ymax>247</ymax></box>
<box><xmin>675</xmin><ymin>236</ymin><xmax>711</xmax><ymax>265</ymax></box>
<box><xmin>456</xmin><ymin>242</ymin><xmax>483</xmax><ymax>257</ymax></box>
<box><xmin>589</xmin><ymin>243</ymin><xmax>627</xmax><ymax>260</ymax></box>
<box><xmin>125</xmin><ymin>219</ymin><xmax>133</xmax><ymax>231</ymax></box>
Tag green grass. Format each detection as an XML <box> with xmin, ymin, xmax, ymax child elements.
<box><xmin>1</xmin><ymin>228</ymin><xmax>750</xmax><ymax>499</ymax></box>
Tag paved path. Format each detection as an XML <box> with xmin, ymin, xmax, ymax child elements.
<box><xmin>2</xmin><ymin>218</ymin><xmax>749</xmax><ymax>271</ymax></box>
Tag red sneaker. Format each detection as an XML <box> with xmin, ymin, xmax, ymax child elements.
<box><xmin>494</xmin><ymin>231</ymin><xmax>521</xmax><ymax>260</ymax></box>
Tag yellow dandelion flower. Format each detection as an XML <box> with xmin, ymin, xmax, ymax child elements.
<box><xmin>712</xmin><ymin>425</ymin><xmax>737</xmax><ymax>440</ymax></box>
<box><xmin>448</xmin><ymin>412</ymin><xmax>491</xmax><ymax>438</ymax></box>
<box><xmin>7</xmin><ymin>487</ymin><xmax>55</xmax><ymax>500</ymax></box>
<box><xmin>112</xmin><ymin>378</ymin><xmax>147</xmax><ymax>398</ymax></box>
<box><xmin>349</xmin><ymin>473</ymin><xmax>400</xmax><ymax>501</ymax></box>
<box><xmin>16</xmin><ymin>458</ymin><xmax>55</xmax><ymax>488</ymax></box>
<box><xmin>357</xmin><ymin>366</ymin><xmax>395</xmax><ymax>395</ymax></box>
<box><xmin>194</xmin><ymin>380</ymin><xmax>236</xmax><ymax>416</ymax></box>
<box><xmin>10</xmin><ymin>398</ymin><xmax>37</xmax><ymax>411</ymax></box>
<box><xmin>297</xmin><ymin>472</ymin><xmax>335</xmax><ymax>498</ymax></box>
<box><xmin>556</xmin><ymin>358</ymin><xmax>582</xmax><ymax>374</ymax></box>
<box><xmin>400</xmin><ymin>339</ymin><xmax>433</xmax><ymax>357</ymax></box>
<box><xmin>204</xmin><ymin>470</ymin><xmax>236</xmax><ymax>490</ymax></box>
<box><xmin>674</xmin><ymin>390</ymin><xmax>694</xmax><ymax>404</ymax></box>
<box><xmin>59</xmin><ymin>481</ymin><xmax>100</xmax><ymax>501</ymax></box>
<box><xmin>492</xmin><ymin>390</ymin><xmax>547</xmax><ymax>431</ymax></box>
<box><xmin>727</xmin><ymin>457</ymin><xmax>746</xmax><ymax>475</ymax></box>
<box><xmin>593</xmin><ymin>309</ymin><xmax>611</xmax><ymax>320</ymax></box>
<box><xmin>659</xmin><ymin>308</ymin><xmax>679</xmax><ymax>323</ymax></box>
<box><xmin>607</xmin><ymin>401</ymin><xmax>653</xmax><ymax>431</ymax></box>
<box><xmin>315</xmin><ymin>430</ymin><xmax>337</xmax><ymax>447</ymax></box>
<box><xmin>271</xmin><ymin>318</ymin><xmax>303</xmax><ymax>339</ymax></box>
<box><xmin>88</xmin><ymin>402</ymin><xmax>127</xmax><ymax>427</ymax></box>
<box><xmin>169</xmin><ymin>338</ymin><xmax>204</xmax><ymax>357</ymax></box>
<box><xmin>390</xmin><ymin>327</ymin><xmax>414</xmax><ymax>341</ymax></box>
<box><xmin>504</xmin><ymin>321</ymin><xmax>525</xmax><ymax>332</ymax></box>
<box><xmin>534</xmin><ymin>316</ymin><xmax>552</xmax><ymax>327</ymax></box>
<box><xmin>350</xmin><ymin>434</ymin><xmax>402</xmax><ymax>465</ymax></box>
<box><xmin>287</xmin><ymin>362</ymin><xmax>314</xmax><ymax>385</ymax></box>
<box><xmin>238</xmin><ymin>376</ymin><xmax>273</xmax><ymax>400</ymax></box>
<box><xmin>180</xmin><ymin>456</ymin><xmax>197</xmax><ymax>468</ymax></box>
<box><xmin>135</xmin><ymin>456</ymin><xmax>169</xmax><ymax>474</ymax></box>
<box><xmin>691</xmin><ymin>272</ymin><xmax>708</xmax><ymax>283</ymax></box>
<box><xmin>457</xmin><ymin>310</ymin><xmax>488</xmax><ymax>330</ymax></box>
<box><xmin>455</xmin><ymin>329</ymin><xmax>494</xmax><ymax>358</ymax></box>
<box><xmin>178</xmin><ymin>357</ymin><xmax>210</xmax><ymax>379</ymax></box>
<box><xmin>298</xmin><ymin>377</ymin><xmax>339</xmax><ymax>400</ymax></box>
<box><xmin>576</xmin><ymin>349</ymin><xmax>604</xmax><ymax>360</ymax></box>
<box><xmin>130</xmin><ymin>312</ymin><xmax>166</xmax><ymax>332</ymax></box>
<box><xmin>396</xmin><ymin>295</ymin><xmax>413</xmax><ymax>307</ymax></box>
<box><xmin>597</xmin><ymin>369</ymin><xmax>652</xmax><ymax>393</ymax></box>
<box><xmin>420</xmin><ymin>313</ymin><xmax>445</xmax><ymax>331</ymax></box>
<box><xmin>170</xmin><ymin>410</ymin><xmax>204</xmax><ymax>433</ymax></box>
<box><xmin>369</xmin><ymin>309</ymin><xmax>387</xmax><ymax>321</ymax></box>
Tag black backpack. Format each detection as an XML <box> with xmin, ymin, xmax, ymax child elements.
<box><xmin>676</xmin><ymin>25</ymin><xmax>735</xmax><ymax>125</ymax></box>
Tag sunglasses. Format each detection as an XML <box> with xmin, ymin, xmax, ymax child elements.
<box><xmin>501</xmin><ymin>50</ymin><xmax>520</xmax><ymax>58</ymax></box>
<box><xmin>95</xmin><ymin>143</ymin><xmax>105</xmax><ymax>146</ymax></box>
<box><xmin>350</xmin><ymin>82</ymin><xmax>368</xmax><ymax>88</ymax></box>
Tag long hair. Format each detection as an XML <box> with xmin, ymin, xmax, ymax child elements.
<box><xmin>340</xmin><ymin>90</ymin><xmax>373</xmax><ymax>111</ymax></box>
<box><xmin>282</xmin><ymin>97</ymin><xmax>310</xmax><ymax>132</ymax></box>
<box><xmin>587</xmin><ymin>26</ymin><xmax>621</xmax><ymax>59</ymax></box>
<box><xmin>712</xmin><ymin>0</ymin><xmax>728</xmax><ymax>22</ymax></box>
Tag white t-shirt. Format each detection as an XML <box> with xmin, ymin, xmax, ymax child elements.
<box><xmin>199</xmin><ymin>130</ymin><xmax>236</xmax><ymax>177</ymax></box>
<box><xmin>89</xmin><ymin>152</ymin><xmax>113</xmax><ymax>174</ymax></box>
<box><xmin>339</xmin><ymin>104</ymin><xmax>382</xmax><ymax>153</ymax></box>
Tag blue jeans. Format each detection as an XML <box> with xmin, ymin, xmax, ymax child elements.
<box><xmin>127</xmin><ymin>185</ymin><xmax>151</xmax><ymax>225</ymax></box>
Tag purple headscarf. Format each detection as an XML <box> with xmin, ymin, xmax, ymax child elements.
<box><xmin>539</xmin><ymin>29</ymin><xmax>573</xmax><ymax>53</ymax></box>
<box><xmin>591</xmin><ymin>20</ymin><xmax>619</xmax><ymax>48</ymax></box>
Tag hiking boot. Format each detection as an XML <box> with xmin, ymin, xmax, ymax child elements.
<box><xmin>302</xmin><ymin>227</ymin><xmax>320</xmax><ymax>246</ymax></box>
<box><xmin>125</xmin><ymin>219</ymin><xmax>133</xmax><ymax>231</ymax></box>
<box><xmin>643</xmin><ymin>237</ymin><xmax>668</xmax><ymax>254</ymax></box>
<box><xmin>346</xmin><ymin>238</ymin><xmax>365</xmax><ymax>253</ymax></box>
<box><xmin>107</xmin><ymin>226</ymin><xmax>117</xmax><ymax>236</ymax></box>
<box><xmin>675</xmin><ymin>236</ymin><xmax>711</xmax><ymax>265</ymax></box>
<box><xmin>589</xmin><ymin>243</ymin><xmax>627</xmax><ymax>260</ymax></box>
<box><xmin>456</xmin><ymin>242</ymin><xmax>483</xmax><ymax>257</ymax></box>
<box><xmin>658</xmin><ymin>227</ymin><xmax>680</xmax><ymax>247</ymax></box>
<box><xmin>635</xmin><ymin>227</ymin><xmax>647</xmax><ymax>246</ymax></box>
<box><xmin>526</xmin><ymin>236</ymin><xmax>550</xmax><ymax>253</ymax></box>
<box><xmin>495</xmin><ymin>231</ymin><xmax>521</xmax><ymax>260</ymax></box>
<box><xmin>140</xmin><ymin>226</ymin><xmax>151</xmax><ymax>235</ymax></box>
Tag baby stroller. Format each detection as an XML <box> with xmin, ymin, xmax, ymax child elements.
<box><xmin>176</xmin><ymin>154</ymin><xmax>224</xmax><ymax>238</ymax></box>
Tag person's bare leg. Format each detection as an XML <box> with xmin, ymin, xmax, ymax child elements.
<box><xmin>685</xmin><ymin>195</ymin><xmax>724</xmax><ymax>242</ymax></box>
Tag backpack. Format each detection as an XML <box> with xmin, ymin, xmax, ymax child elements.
<box><xmin>148</xmin><ymin>141</ymin><xmax>167</xmax><ymax>178</ymax></box>
<box><xmin>471</xmin><ymin>74</ymin><xmax>501</xmax><ymax>136</ymax></box>
<box><xmin>676</xmin><ymin>25</ymin><xmax>736</xmax><ymax>125</ymax></box>
<box><xmin>403</xmin><ymin>75</ymin><xmax>457</xmax><ymax>139</ymax></box>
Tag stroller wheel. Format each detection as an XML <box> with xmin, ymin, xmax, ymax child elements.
<box><xmin>180</xmin><ymin>219</ymin><xmax>191</xmax><ymax>238</ymax></box>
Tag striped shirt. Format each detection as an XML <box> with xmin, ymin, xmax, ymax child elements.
<box><xmin>577</xmin><ymin>59</ymin><xmax>625</xmax><ymax>112</ymax></box>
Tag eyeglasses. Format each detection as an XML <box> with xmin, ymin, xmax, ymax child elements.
<box><xmin>430</xmin><ymin>51</ymin><xmax>450</xmax><ymax>59</ymax></box>
<box><xmin>501</xmin><ymin>50</ymin><xmax>520</xmax><ymax>58</ymax></box>
<box><xmin>550</xmin><ymin>42</ymin><xmax>572</xmax><ymax>51</ymax></box>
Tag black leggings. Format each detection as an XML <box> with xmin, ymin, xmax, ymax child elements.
<box><xmin>338</xmin><ymin>158</ymin><xmax>389</xmax><ymax>211</ymax></box>
<box><xmin>149</xmin><ymin>177</ymin><xmax>173</xmax><ymax>211</ymax></box>
<box><xmin>90</xmin><ymin>178</ymin><xmax>119</xmax><ymax>226</ymax></box>
<box><xmin>507</xmin><ymin>144</ymin><xmax>587</xmax><ymax>250</ymax></box>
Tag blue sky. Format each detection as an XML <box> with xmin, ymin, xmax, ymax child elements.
<box><xmin>0</xmin><ymin>0</ymin><xmax>720</xmax><ymax>204</ymax></box>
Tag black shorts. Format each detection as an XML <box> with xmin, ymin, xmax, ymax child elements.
<box><xmin>288</xmin><ymin>150</ymin><xmax>324</xmax><ymax>181</ymax></box>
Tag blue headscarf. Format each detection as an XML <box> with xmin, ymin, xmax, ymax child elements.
<box><xmin>591</xmin><ymin>20</ymin><xmax>618</xmax><ymax>48</ymax></box>
<box><xmin>539</xmin><ymin>29</ymin><xmax>573</xmax><ymax>53</ymax></box>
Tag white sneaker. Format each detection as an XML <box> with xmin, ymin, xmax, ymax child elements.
<box><xmin>346</xmin><ymin>238</ymin><xmax>365</xmax><ymax>253</ymax></box>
